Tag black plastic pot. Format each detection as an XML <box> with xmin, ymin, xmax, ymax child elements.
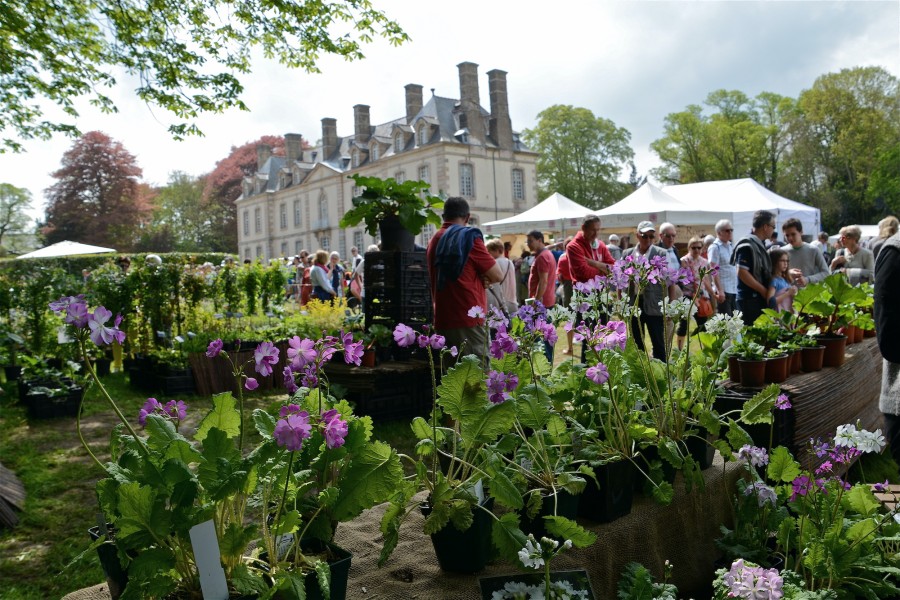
<box><xmin>4</xmin><ymin>365</ymin><xmax>22</xmax><ymax>382</ymax></box>
<box><xmin>578</xmin><ymin>459</ymin><xmax>634</xmax><ymax>523</ymax></box>
<box><xmin>25</xmin><ymin>386</ymin><xmax>83</xmax><ymax>419</ymax></box>
<box><xmin>378</xmin><ymin>214</ymin><xmax>416</xmax><ymax>252</ymax></box>
<box><xmin>89</xmin><ymin>525</ymin><xmax>128</xmax><ymax>600</ymax></box>
<box><xmin>520</xmin><ymin>489</ymin><xmax>580</xmax><ymax>541</ymax></box>
<box><xmin>684</xmin><ymin>431</ymin><xmax>715</xmax><ymax>470</ymax></box>
<box><xmin>299</xmin><ymin>541</ymin><xmax>352</xmax><ymax>600</ymax></box>
<box><xmin>421</xmin><ymin>496</ymin><xmax>494</xmax><ymax>573</ymax></box>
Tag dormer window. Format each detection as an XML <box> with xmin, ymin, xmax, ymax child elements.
<box><xmin>370</xmin><ymin>143</ymin><xmax>379</xmax><ymax>161</ymax></box>
<box><xmin>394</xmin><ymin>134</ymin><xmax>404</xmax><ymax>153</ymax></box>
<box><xmin>417</xmin><ymin>125</ymin><xmax>429</xmax><ymax>146</ymax></box>
<box><xmin>351</xmin><ymin>149</ymin><xmax>360</xmax><ymax>169</ymax></box>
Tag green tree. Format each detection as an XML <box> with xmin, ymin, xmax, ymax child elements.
<box><xmin>650</xmin><ymin>90</ymin><xmax>793</xmax><ymax>187</ymax></box>
<box><xmin>0</xmin><ymin>0</ymin><xmax>408</xmax><ymax>151</ymax></box>
<box><xmin>0</xmin><ymin>183</ymin><xmax>33</xmax><ymax>254</ymax></box>
<box><xmin>141</xmin><ymin>171</ymin><xmax>216</xmax><ymax>252</ymax></box>
<box><xmin>781</xmin><ymin>66</ymin><xmax>900</xmax><ymax>229</ymax></box>
<box><xmin>521</xmin><ymin>105</ymin><xmax>634</xmax><ymax>209</ymax></box>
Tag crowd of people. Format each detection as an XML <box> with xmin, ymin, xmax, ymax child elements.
<box><xmin>422</xmin><ymin>196</ymin><xmax>900</xmax><ymax>368</ymax></box>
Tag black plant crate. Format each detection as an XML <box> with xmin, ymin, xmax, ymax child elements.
<box><xmin>160</xmin><ymin>375</ymin><xmax>196</xmax><ymax>396</ymax></box>
<box><xmin>25</xmin><ymin>388</ymin><xmax>83</xmax><ymax>419</ymax></box>
<box><xmin>714</xmin><ymin>388</ymin><xmax>795</xmax><ymax>453</ymax></box>
<box><xmin>365</xmin><ymin>251</ymin><xmax>429</xmax><ymax>289</ymax></box>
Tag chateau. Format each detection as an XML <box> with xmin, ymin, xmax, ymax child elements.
<box><xmin>236</xmin><ymin>62</ymin><xmax>538</xmax><ymax>261</ymax></box>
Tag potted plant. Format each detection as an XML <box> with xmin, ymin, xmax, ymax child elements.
<box><xmin>339</xmin><ymin>175</ymin><xmax>444</xmax><ymax>252</ymax></box>
<box><xmin>732</xmin><ymin>340</ymin><xmax>767</xmax><ymax>388</ymax></box>
<box><xmin>764</xmin><ymin>347</ymin><xmax>790</xmax><ymax>384</ymax></box>
<box><xmin>48</xmin><ymin>296</ymin><xmax>403</xmax><ymax>598</ymax></box>
<box><xmin>794</xmin><ymin>273</ymin><xmax>870</xmax><ymax>368</ymax></box>
<box><xmin>361</xmin><ymin>323</ymin><xmax>392</xmax><ymax>367</ymax></box>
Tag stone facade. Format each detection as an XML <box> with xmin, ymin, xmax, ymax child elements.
<box><xmin>236</xmin><ymin>62</ymin><xmax>538</xmax><ymax>261</ymax></box>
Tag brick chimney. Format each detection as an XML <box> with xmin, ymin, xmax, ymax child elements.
<box><xmin>353</xmin><ymin>104</ymin><xmax>370</xmax><ymax>142</ymax></box>
<box><xmin>256</xmin><ymin>144</ymin><xmax>272</xmax><ymax>171</ymax></box>
<box><xmin>457</xmin><ymin>61</ymin><xmax>485</xmax><ymax>142</ymax></box>
<box><xmin>284</xmin><ymin>133</ymin><xmax>303</xmax><ymax>164</ymax></box>
<box><xmin>487</xmin><ymin>69</ymin><xmax>513</xmax><ymax>149</ymax></box>
<box><xmin>405</xmin><ymin>84</ymin><xmax>423</xmax><ymax>123</ymax></box>
<box><xmin>321</xmin><ymin>118</ymin><xmax>337</xmax><ymax>160</ymax></box>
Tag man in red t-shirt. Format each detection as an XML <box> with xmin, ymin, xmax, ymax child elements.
<box><xmin>427</xmin><ymin>197</ymin><xmax>501</xmax><ymax>365</ymax></box>
<box><xmin>527</xmin><ymin>230</ymin><xmax>557</xmax><ymax>363</ymax></box>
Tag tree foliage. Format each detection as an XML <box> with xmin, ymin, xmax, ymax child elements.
<box><xmin>0</xmin><ymin>183</ymin><xmax>33</xmax><ymax>254</ymax></box>
<box><xmin>0</xmin><ymin>0</ymin><xmax>408</xmax><ymax>151</ymax></box>
<box><xmin>43</xmin><ymin>131</ymin><xmax>149</xmax><ymax>249</ymax></box>
<box><xmin>650</xmin><ymin>90</ymin><xmax>795</xmax><ymax>188</ymax></box>
<box><xmin>650</xmin><ymin>67</ymin><xmax>899</xmax><ymax>231</ymax></box>
<box><xmin>135</xmin><ymin>171</ymin><xmax>219</xmax><ymax>252</ymax></box>
<box><xmin>521</xmin><ymin>105</ymin><xmax>635</xmax><ymax>209</ymax></box>
<box><xmin>203</xmin><ymin>135</ymin><xmax>286</xmax><ymax>252</ymax></box>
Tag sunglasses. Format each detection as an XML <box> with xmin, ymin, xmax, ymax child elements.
<box><xmin>690</xmin><ymin>246</ymin><xmax>702</xmax><ymax>250</ymax></box>
<box><xmin>722</xmin><ymin>228</ymin><xmax>733</xmax><ymax>232</ymax></box>
<box><xmin>639</xmin><ymin>232</ymin><xmax>656</xmax><ymax>239</ymax></box>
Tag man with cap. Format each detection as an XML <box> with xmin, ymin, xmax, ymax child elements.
<box><xmin>607</xmin><ymin>234</ymin><xmax>622</xmax><ymax>260</ymax></box>
<box><xmin>708</xmin><ymin>220</ymin><xmax>737</xmax><ymax>315</ymax></box>
<box><xmin>623</xmin><ymin>221</ymin><xmax>679</xmax><ymax>361</ymax></box>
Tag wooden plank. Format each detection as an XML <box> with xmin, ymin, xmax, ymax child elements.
<box><xmin>0</xmin><ymin>463</ymin><xmax>25</xmax><ymax>509</ymax></box>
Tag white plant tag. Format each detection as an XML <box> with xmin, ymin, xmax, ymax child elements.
<box><xmin>474</xmin><ymin>478</ymin><xmax>485</xmax><ymax>504</ymax></box>
<box><xmin>189</xmin><ymin>519</ymin><xmax>228</xmax><ymax>600</ymax></box>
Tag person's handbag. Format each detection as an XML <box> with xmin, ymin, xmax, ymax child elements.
<box><xmin>695</xmin><ymin>294</ymin><xmax>713</xmax><ymax>318</ymax></box>
<box><xmin>488</xmin><ymin>262</ymin><xmax>518</xmax><ymax>315</ymax></box>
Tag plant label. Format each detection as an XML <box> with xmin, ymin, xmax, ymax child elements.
<box><xmin>189</xmin><ymin>519</ymin><xmax>228</xmax><ymax>600</ymax></box>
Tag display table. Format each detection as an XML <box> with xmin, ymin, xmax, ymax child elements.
<box><xmin>722</xmin><ymin>337</ymin><xmax>883</xmax><ymax>466</ymax></box>
<box><xmin>323</xmin><ymin>359</ymin><xmax>433</xmax><ymax>419</ymax></box>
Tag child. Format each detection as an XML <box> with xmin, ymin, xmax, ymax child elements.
<box><xmin>768</xmin><ymin>249</ymin><xmax>797</xmax><ymax>312</ymax></box>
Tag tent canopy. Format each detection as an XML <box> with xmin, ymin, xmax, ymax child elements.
<box><xmin>16</xmin><ymin>240</ymin><xmax>116</xmax><ymax>259</ymax></box>
<box><xmin>483</xmin><ymin>192</ymin><xmax>595</xmax><ymax>236</ymax></box>
<box><xmin>596</xmin><ymin>179</ymin><xmax>821</xmax><ymax>237</ymax></box>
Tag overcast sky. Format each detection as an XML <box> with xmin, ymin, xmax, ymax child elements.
<box><xmin>2</xmin><ymin>0</ymin><xmax>898</xmax><ymax>221</ymax></box>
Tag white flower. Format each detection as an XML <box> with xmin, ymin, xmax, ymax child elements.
<box><xmin>659</xmin><ymin>297</ymin><xmax>692</xmax><ymax>320</ymax></box>
<box><xmin>856</xmin><ymin>428</ymin><xmax>886</xmax><ymax>454</ymax></box>
<box><xmin>894</xmin><ymin>512</ymin><xmax>900</xmax><ymax>525</ymax></box>
<box><xmin>834</xmin><ymin>423</ymin><xmax>859</xmax><ymax>448</ymax></box>
<box><xmin>518</xmin><ymin>537</ymin><xmax>545</xmax><ymax>570</ymax></box>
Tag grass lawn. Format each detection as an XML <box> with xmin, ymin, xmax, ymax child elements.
<box><xmin>0</xmin><ymin>368</ymin><xmax>423</xmax><ymax>600</ymax></box>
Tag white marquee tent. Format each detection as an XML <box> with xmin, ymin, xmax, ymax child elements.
<box><xmin>16</xmin><ymin>240</ymin><xmax>116</xmax><ymax>259</ymax></box>
<box><xmin>482</xmin><ymin>192</ymin><xmax>596</xmax><ymax>236</ymax></box>
<box><xmin>596</xmin><ymin>179</ymin><xmax>821</xmax><ymax>237</ymax></box>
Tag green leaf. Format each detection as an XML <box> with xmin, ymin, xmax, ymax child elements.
<box><xmin>486</xmin><ymin>470</ymin><xmax>524</xmax><ymax>509</ymax></box>
<box><xmin>658</xmin><ymin>439</ymin><xmax>683</xmax><ymax>469</ymax></box>
<box><xmin>651</xmin><ymin>481</ymin><xmax>674</xmax><ymax>505</ymax></box>
<box><xmin>739</xmin><ymin>384</ymin><xmax>779</xmax><ymax>425</ymax></box>
<box><xmin>436</xmin><ymin>356</ymin><xmax>487</xmax><ymax>422</ymax></box>
<box><xmin>116</xmin><ymin>482</ymin><xmax>170</xmax><ymax>540</ymax></box>
<box><xmin>127</xmin><ymin>546</ymin><xmax>175</xmax><ymax>580</ymax></box>
<box><xmin>219</xmin><ymin>522</ymin><xmax>257</xmax><ymax>562</ymax></box>
<box><xmin>273</xmin><ymin>509</ymin><xmax>301</xmax><ymax>537</ymax></box>
<box><xmin>544</xmin><ymin>516</ymin><xmax>597</xmax><ymax>547</ymax></box>
<box><xmin>144</xmin><ymin>414</ymin><xmax>182</xmax><ymax>451</ymax></box>
<box><xmin>423</xmin><ymin>501</ymin><xmax>451</xmax><ymax>535</ymax></box>
<box><xmin>492</xmin><ymin>512</ymin><xmax>527</xmax><ymax>564</ymax></box>
<box><xmin>253</xmin><ymin>408</ymin><xmax>277</xmax><ymax>438</ymax></box>
<box><xmin>164</xmin><ymin>439</ymin><xmax>201</xmax><ymax>463</ymax></box>
<box><xmin>447</xmin><ymin>499</ymin><xmax>475</xmax><ymax>532</ymax></box>
<box><xmin>845</xmin><ymin>517</ymin><xmax>879</xmax><ymax>545</ymax></box>
<box><xmin>314</xmin><ymin>560</ymin><xmax>331</xmax><ymax>599</ymax></box>
<box><xmin>275</xmin><ymin>569</ymin><xmax>307</xmax><ymax>600</ymax></box>
<box><xmin>725</xmin><ymin>419</ymin><xmax>754</xmax><ymax>452</ymax></box>
<box><xmin>466</xmin><ymin>400</ymin><xmax>516</xmax><ymax>445</ymax></box>
<box><xmin>197</xmin><ymin>427</ymin><xmax>245</xmax><ymax>498</ymax></box>
<box><xmin>195</xmin><ymin>392</ymin><xmax>241</xmax><ymax>442</ymax></box>
<box><xmin>546</xmin><ymin>415</ymin><xmax>569</xmax><ymax>445</ymax></box>
<box><xmin>331</xmin><ymin>441</ymin><xmax>403</xmax><ymax>521</ymax></box>
<box><xmin>515</xmin><ymin>390</ymin><xmax>550</xmax><ymax>430</ymax></box>
<box><xmin>767</xmin><ymin>446</ymin><xmax>801</xmax><ymax>483</ymax></box>
<box><xmin>411</xmin><ymin>416</ymin><xmax>443</xmax><ymax>441</ymax></box>
<box><xmin>231</xmin><ymin>563</ymin><xmax>269</xmax><ymax>595</ymax></box>
<box><xmin>844</xmin><ymin>485</ymin><xmax>881</xmax><ymax>517</ymax></box>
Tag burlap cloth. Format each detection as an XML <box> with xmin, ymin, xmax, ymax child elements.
<box><xmin>64</xmin><ymin>456</ymin><xmax>742</xmax><ymax>600</ymax></box>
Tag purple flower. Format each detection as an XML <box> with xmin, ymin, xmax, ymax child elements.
<box><xmin>245</xmin><ymin>377</ymin><xmax>259</xmax><ymax>391</ymax></box>
<box><xmin>300</xmin><ymin>364</ymin><xmax>318</xmax><ymax>388</ymax></box>
<box><xmin>489</xmin><ymin>331</ymin><xmax>519</xmax><ymax>359</ymax></box>
<box><xmin>538</xmin><ymin>320</ymin><xmax>558</xmax><ymax>346</ymax></box>
<box><xmin>344</xmin><ymin>341</ymin><xmax>364</xmax><ymax>366</ymax></box>
<box><xmin>417</xmin><ymin>334</ymin><xmax>430</xmax><ymax>348</ymax></box>
<box><xmin>873</xmin><ymin>480</ymin><xmax>890</xmax><ymax>493</ymax></box>
<box><xmin>487</xmin><ymin>370</ymin><xmax>514</xmax><ymax>404</ymax></box>
<box><xmin>283</xmin><ymin>366</ymin><xmax>299</xmax><ymax>394</ymax></box>
<box><xmin>449</xmin><ymin>346</ymin><xmax>459</xmax><ymax>357</ymax></box>
<box><xmin>254</xmin><ymin>341</ymin><xmax>280</xmax><ymax>377</ymax></box>
<box><xmin>206</xmin><ymin>339</ymin><xmax>224</xmax><ymax>358</ymax></box>
<box><xmin>50</xmin><ymin>295</ymin><xmax>85</xmax><ymax>313</ymax></box>
<box><xmin>429</xmin><ymin>334</ymin><xmax>446</xmax><ymax>350</ymax></box>
<box><xmin>743</xmin><ymin>481</ymin><xmax>777</xmax><ymax>507</ymax></box>
<box><xmin>467</xmin><ymin>305</ymin><xmax>486</xmax><ymax>320</ymax></box>
<box><xmin>65</xmin><ymin>302</ymin><xmax>90</xmax><ymax>328</ymax></box>
<box><xmin>138</xmin><ymin>398</ymin><xmax>163</xmax><ymax>426</ymax></box>
<box><xmin>815</xmin><ymin>460</ymin><xmax>833</xmax><ymax>475</ymax></box>
<box><xmin>813</xmin><ymin>439</ymin><xmax>831</xmax><ymax>458</ymax></box>
<box><xmin>88</xmin><ymin>307</ymin><xmax>125</xmax><ymax>345</ymax></box>
<box><xmin>273</xmin><ymin>411</ymin><xmax>312</xmax><ymax>451</ymax></box>
<box><xmin>393</xmin><ymin>324</ymin><xmax>416</xmax><ymax>347</ymax></box>
<box><xmin>279</xmin><ymin>403</ymin><xmax>303</xmax><ymax>417</ymax></box>
<box><xmin>486</xmin><ymin>306</ymin><xmax>509</xmax><ymax>329</ymax></box>
<box><xmin>775</xmin><ymin>394</ymin><xmax>791</xmax><ymax>410</ymax></box>
<box><xmin>586</xmin><ymin>362</ymin><xmax>609</xmax><ymax>385</ymax></box>
<box><xmin>738</xmin><ymin>445</ymin><xmax>769</xmax><ymax>468</ymax></box>
<box><xmin>287</xmin><ymin>336</ymin><xmax>317</xmax><ymax>369</ymax></box>
<box><xmin>321</xmin><ymin>409</ymin><xmax>349</xmax><ymax>449</ymax></box>
<box><xmin>790</xmin><ymin>475</ymin><xmax>813</xmax><ymax>501</ymax></box>
<box><xmin>164</xmin><ymin>400</ymin><xmax>187</xmax><ymax>421</ymax></box>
